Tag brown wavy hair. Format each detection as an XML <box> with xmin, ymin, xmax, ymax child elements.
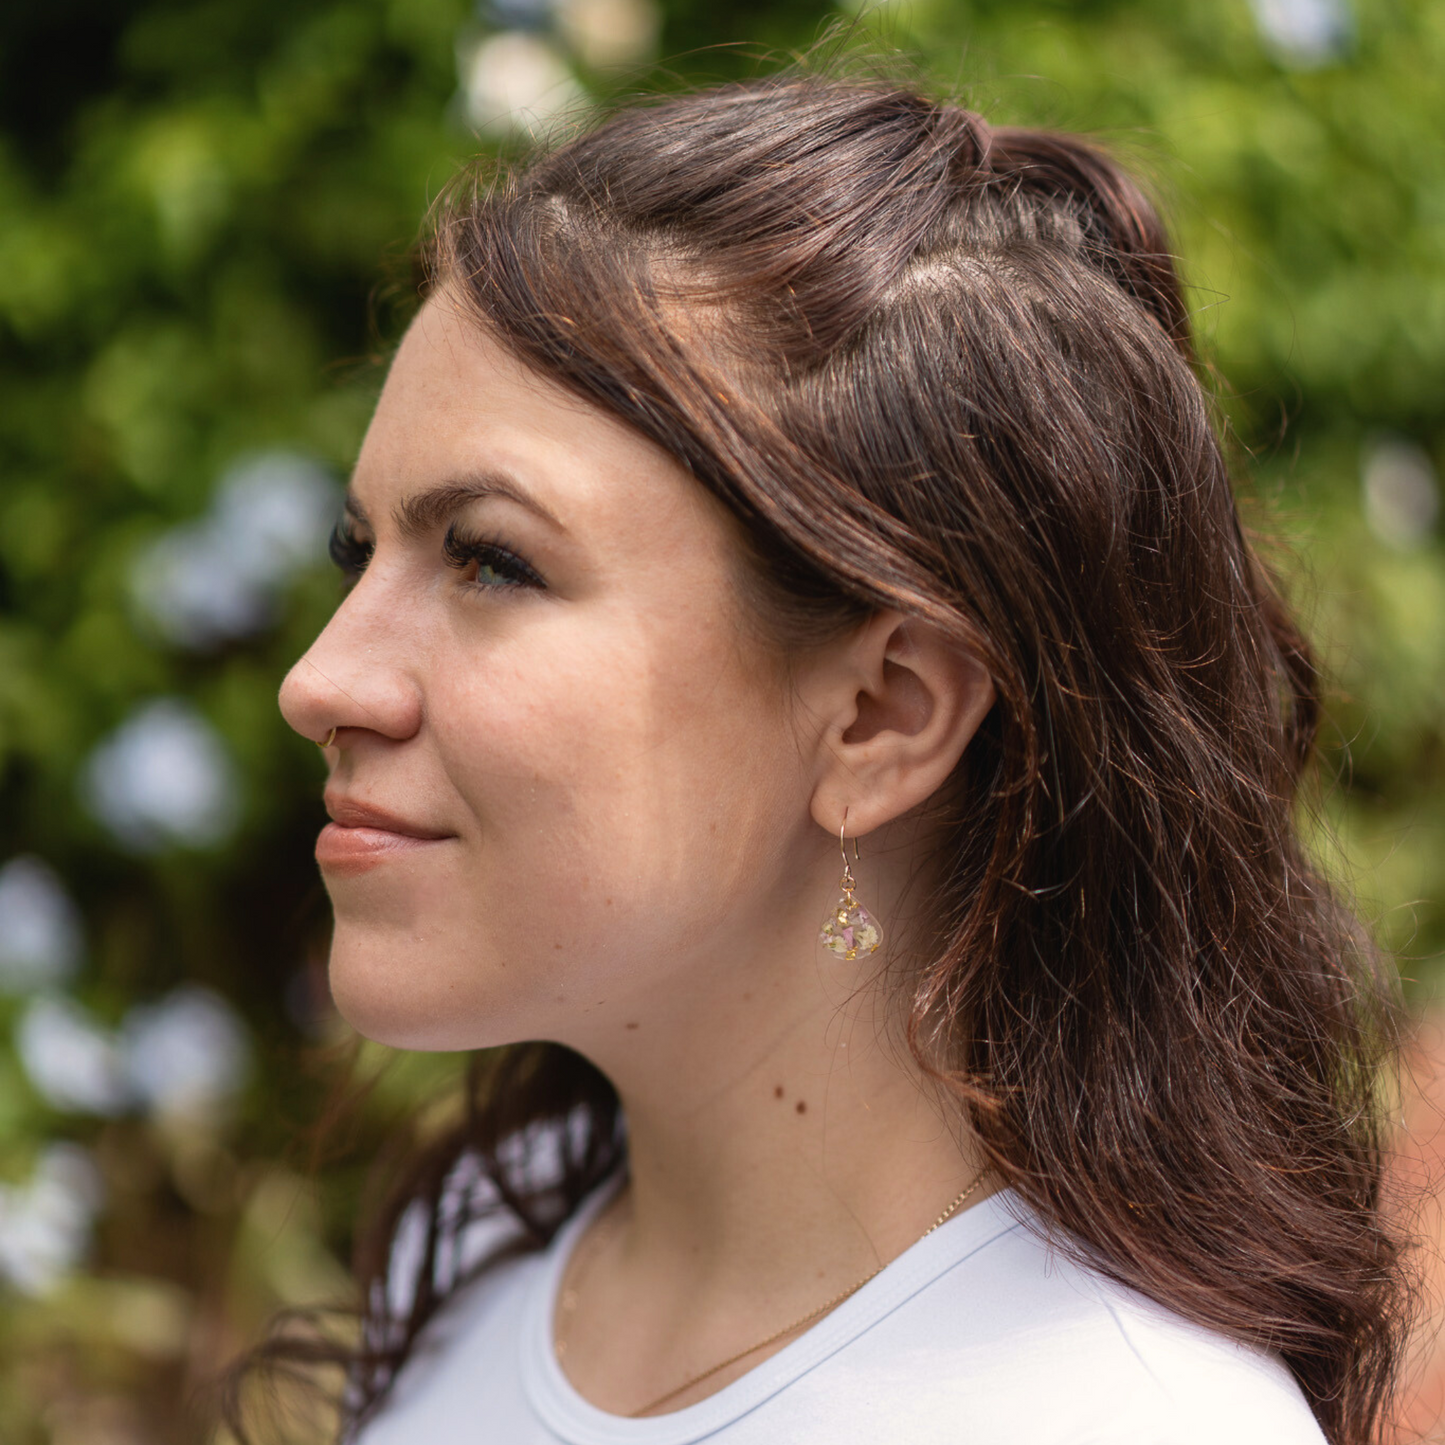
<box><xmin>231</xmin><ymin>69</ymin><xmax>1410</xmax><ymax>1445</ymax></box>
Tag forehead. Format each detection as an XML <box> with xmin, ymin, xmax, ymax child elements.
<box><xmin>351</xmin><ymin>294</ymin><xmax>720</xmax><ymax>548</ymax></box>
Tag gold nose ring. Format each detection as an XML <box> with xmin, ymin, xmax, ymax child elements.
<box><xmin>318</xmin><ymin>727</ymin><xmax>337</xmax><ymax>748</ymax></box>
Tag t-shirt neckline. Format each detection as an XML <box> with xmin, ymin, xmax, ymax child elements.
<box><xmin>518</xmin><ymin>1178</ymin><xmax>1023</xmax><ymax>1445</ymax></box>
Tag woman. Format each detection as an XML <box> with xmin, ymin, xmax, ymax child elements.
<box><xmin>267</xmin><ymin>71</ymin><xmax>1407</xmax><ymax>1444</ymax></box>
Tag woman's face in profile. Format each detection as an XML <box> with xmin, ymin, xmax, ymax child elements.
<box><xmin>279</xmin><ymin>296</ymin><xmax>821</xmax><ymax>1052</ymax></box>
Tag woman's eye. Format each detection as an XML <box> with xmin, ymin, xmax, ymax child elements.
<box><xmin>442</xmin><ymin>528</ymin><xmax>544</xmax><ymax>592</ymax></box>
<box><xmin>328</xmin><ymin>520</ymin><xmax>374</xmax><ymax>582</ymax></box>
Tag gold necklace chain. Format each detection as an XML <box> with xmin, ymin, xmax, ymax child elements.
<box><xmin>554</xmin><ymin>1170</ymin><xmax>988</xmax><ymax>1419</ymax></box>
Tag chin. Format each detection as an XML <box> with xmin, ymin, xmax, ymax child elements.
<box><xmin>324</xmin><ymin>921</ymin><xmax>553</xmax><ymax>1052</ymax></box>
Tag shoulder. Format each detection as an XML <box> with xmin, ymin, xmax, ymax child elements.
<box><xmin>351</xmin><ymin>1152</ymin><xmax>551</xmax><ymax>1443</ymax></box>
<box><xmin>1091</xmin><ymin>1289</ymin><xmax>1327</xmax><ymax>1443</ymax></box>
<box><xmin>353</xmin><ymin>1245</ymin><xmax>542</xmax><ymax>1443</ymax></box>
<box><xmin>875</xmin><ymin>1194</ymin><xmax>1328</xmax><ymax>1444</ymax></box>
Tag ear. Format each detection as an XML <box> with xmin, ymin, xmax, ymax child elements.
<box><xmin>801</xmin><ymin>610</ymin><xmax>996</xmax><ymax>840</ymax></box>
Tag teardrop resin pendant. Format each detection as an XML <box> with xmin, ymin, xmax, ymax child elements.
<box><xmin>819</xmin><ymin>857</ymin><xmax>883</xmax><ymax>961</ymax></box>
<box><xmin>820</xmin><ymin>896</ymin><xmax>882</xmax><ymax>960</ymax></box>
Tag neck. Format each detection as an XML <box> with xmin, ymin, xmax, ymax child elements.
<box><xmin>565</xmin><ymin>876</ymin><xmax>990</xmax><ymax>1307</ymax></box>
<box><xmin>616</xmin><ymin>1017</ymin><xmax>981</xmax><ymax>1286</ymax></box>
<box><xmin>548</xmin><ymin>831</ymin><xmax>994</xmax><ymax>1415</ymax></box>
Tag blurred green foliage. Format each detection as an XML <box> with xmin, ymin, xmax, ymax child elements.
<box><xmin>0</xmin><ymin>0</ymin><xmax>1441</xmax><ymax>1439</ymax></box>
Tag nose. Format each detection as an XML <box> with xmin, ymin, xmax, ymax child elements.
<box><xmin>278</xmin><ymin>586</ymin><xmax>424</xmax><ymax>747</ymax></box>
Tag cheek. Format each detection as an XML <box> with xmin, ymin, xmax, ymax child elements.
<box><xmin>431</xmin><ymin>617</ymin><xmax>804</xmax><ymax>987</ymax></box>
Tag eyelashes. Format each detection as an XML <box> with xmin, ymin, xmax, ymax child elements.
<box><xmin>327</xmin><ymin>519</ymin><xmax>545</xmax><ymax>592</ymax></box>
<box><xmin>441</xmin><ymin>526</ymin><xmax>545</xmax><ymax>590</ymax></box>
<box><xmin>328</xmin><ymin>519</ymin><xmax>372</xmax><ymax>581</ymax></box>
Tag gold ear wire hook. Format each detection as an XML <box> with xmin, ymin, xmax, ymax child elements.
<box><xmin>839</xmin><ymin>810</ymin><xmax>859</xmax><ymax>894</ymax></box>
<box><xmin>318</xmin><ymin>727</ymin><xmax>337</xmax><ymax>748</ymax></box>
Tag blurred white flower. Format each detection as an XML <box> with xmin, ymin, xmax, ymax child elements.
<box><xmin>131</xmin><ymin>519</ymin><xmax>272</xmax><ymax>648</ymax></box>
<box><xmin>1362</xmin><ymin>436</ymin><xmax>1440</xmax><ymax>551</ymax></box>
<box><xmin>1250</xmin><ymin>0</ymin><xmax>1351</xmax><ymax>67</ymax></box>
<box><xmin>132</xmin><ymin>450</ymin><xmax>338</xmax><ymax>649</ymax></box>
<box><xmin>17</xmin><ymin>996</ymin><xmax>131</xmax><ymax>1115</ymax></box>
<box><xmin>460</xmin><ymin>31</ymin><xmax>584</xmax><ymax>135</ymax></box>
<box><xmin>0</xmin><ymin>857</ymin><xmax>83</xmax><ymax>994</ymax></box>
<box><xmin>81</xmin><ymin>698</ymin><xmax>240</xmax><ymax>853</ymax></box>
<box><xmin>212</xmin><ymin>451</ymin><xmax>339</xmax><ymax>590</ymax></box>
<box><xmin>15</xmin><ymin>983</ymin><xmax>250</xmax><ymax>1125</ymax></box>
<box><xmin>0</xmin><ymin>1143</ymin><xmax>104</xmax><ymax>1295</ymax></box>
<box><xmin>122</xmin><ymin>985</ymin><xmax>250</xmax><ymax>1120</ymax></box>
<box><xmin>555</xmin><ymin>0</ymin><xmax>659</xmax><ymax>68</ymax></box>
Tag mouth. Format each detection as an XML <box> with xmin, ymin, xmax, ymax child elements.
<box><xmin>316</xmin><ymin>795</ymin><xmax>457</xmax><ymax>874</ymax></box>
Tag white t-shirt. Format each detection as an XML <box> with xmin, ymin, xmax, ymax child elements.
<box><xmin>357</xmin><ymin>1182</ymin><xmax>1327</xmax><ymax>1444</ymax></box>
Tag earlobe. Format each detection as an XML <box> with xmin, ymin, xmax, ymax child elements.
<box><xmin>809</xmin><ymin>612</ymin><xmax>996</xmax><ymax>840</ymax></box>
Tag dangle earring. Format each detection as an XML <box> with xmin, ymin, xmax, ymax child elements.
<box><xmin>818</xmin><ymin>811</ymin><xmax>883</xmax><ymax>961</ymax></box>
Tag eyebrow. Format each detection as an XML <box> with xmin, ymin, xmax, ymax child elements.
<box><xmin>344</xmin><ymin>471</ymin><xmax>568</xmax><ymax>539</ymax></box>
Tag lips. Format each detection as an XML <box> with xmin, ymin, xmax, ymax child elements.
<box><xmin>316</xmin><ymin>794</ymin><xmax>456</xmax><ymax>874</ymax></box>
